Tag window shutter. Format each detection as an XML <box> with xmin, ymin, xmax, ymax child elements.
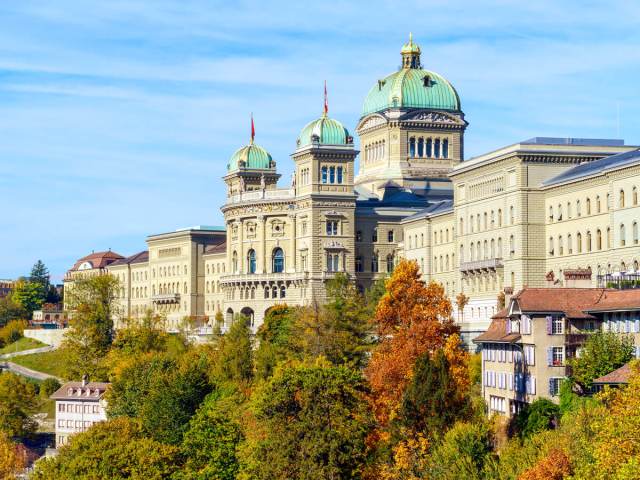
<box><xmin>506</xmin><ymin>320</ymin><xmax>511</xmax><ymax>334</ymax></box>
<box><xmin>547</xmin><ymin>347</ymin><xmax>553</xmax><ymax>366</ymax></box>
<box><xmin>546</xmin><ymin>316</ymin><xmax>552</xmax><ymax>334</ymax></box>
<box><xmin>531</xmin><ymin>376</ymin><xmax>536</xmax><ymax>395</ymax></box>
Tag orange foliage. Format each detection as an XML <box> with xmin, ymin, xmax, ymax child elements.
<box><xmin>365</xmin><ymin>259</ymin><xmax>458</xmax><ymax>427</ymax></box>
<box><xmin>518</xmin><ymin>448</ymin><xmax>572</xmax><ymax>480</ymax></box>
<box><xmin>0</xmin><ymin>433</ymin><xmax>26</xmax><ymax>480</ymax></box>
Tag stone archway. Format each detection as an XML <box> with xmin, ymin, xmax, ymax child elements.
<box><xmin>240</xmin><ymin>307</ymin><xmax>255</xmax><ymax>328</ymax></box>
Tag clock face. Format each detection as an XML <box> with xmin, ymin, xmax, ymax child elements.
<box><xmin>78</xmin><ymin>261</ymin><xmax>93</xmax><ymax>271</ymax></box>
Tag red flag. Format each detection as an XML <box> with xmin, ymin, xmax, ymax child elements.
<box><xmin>324</xmin><ymin>81</ymin><xmax>328</xmax><ymax>115</ymax></box>
<box><xmin>251</xmin><ymin>113</ymin><xmax>255</xmax><ymax>143</ymax></box>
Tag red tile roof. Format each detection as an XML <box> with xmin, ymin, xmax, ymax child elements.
<box><xmin>109</xmin><ymin>250</ymin><xmax>149</xmax><ymax>266</ymax></box>
<box><xmin>70</xmin><ymin>250</ymin><xmax>124</xmax><ymax>271</ymax></box>
<box><xmin>50</xmin><ymin>381</ymin><xmax>110</xmax><ymax>401</ymax></box>
<box><xmin>473</xmin><ymin>318</ymin><xmax>521</xmax><ymax>343</ymax></box>
<box><xmin>593</xmin><ymin>362</ymin><xmax>633</xmax><ymax>385</ymax></box>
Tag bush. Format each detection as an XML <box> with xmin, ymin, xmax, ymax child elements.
<box><xmin>515</xmin><ymin>399</ymin><xmax>560</xmax><ymax>438</ymax></box>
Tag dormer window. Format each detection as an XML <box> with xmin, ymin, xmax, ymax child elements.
<box><xmin>423</xmin><ymin>75</ymin><xmax>431</xmax><ymax>87</ymax></box>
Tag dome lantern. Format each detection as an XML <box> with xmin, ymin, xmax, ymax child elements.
<box><xmin>401</xmin><ymin>32</ymin><xmax>421</xmax><ymax>69</ymax></box>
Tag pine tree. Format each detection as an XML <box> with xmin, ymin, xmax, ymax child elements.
<box><xmin>30</xmin><ymin>260</ymin><xmax>50</xmax><ymax>291</ymax></box>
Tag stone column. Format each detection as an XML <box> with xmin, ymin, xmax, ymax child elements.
<box><xmin>237</xmin><ymin>219</ymin><xmax>244</xmax><ymax>274</ymax></box>
<box><xmin>289</xmin><ymin>214</ymin><xmax>297</xmax><ymax>273</ymax></box>
<box><xmin>257</xmin><ymin>215</ymin><xmax>266</xmax><ymax>274</ymax></box>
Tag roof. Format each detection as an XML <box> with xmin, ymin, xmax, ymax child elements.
<box><xmin>402</xmin><ymin>200</ymin><xmax>454</xmax><ymax>222</ymax></box>
<box><xmin>473</xmin><ymin>318</ymin><xmax>521</xmax><ymax>343</ymax></box>
<box><xmin>522</xmin><ymin>137</ymin><xmax>624</xmax><ymax>147</ymax></box>
<box><xmin>109</xmin><ymin>250</ymin><xmax>149</xmax><ymax>267</ymax></box>
<box><xmin>297</xmin><ymin>114</ymin><xmax>351</xmax><ymax>148</ymax></box>
<box><xmin>362</xmin><ymin>38</ymin><xmax>460</xmax><ymax>116</ymax></box>
<box><xmin>50</xmin><ymin>381</ymin><xmax>110</xmax><ymax>401</ymax></box>
<box><xmin>510</xmin><ymin>288</ymin><xmax>640</xmax><ymax>318</ymax></box>
<box><xmin>70</xmin><ymin>251</ymin><xmax>124</xmax><ymax>271</ymax></box>
<box><xmin>204</xmin><ymin>242</ymin><xmax>227</xmax><ymax>255</ymax></box>
<box><xmin>543</xmin><ymin>148</ymin><xmax>640</xmax><ymax>187</ymax></box>
<box><xmin>593</xmin><ymin>362</ymin><xmax>633</xmax><ymax>385</ymax></box>
<box><xmin>227</xmin><ymin>142</ymin><xmax>273</xmax><ymax>172</ymax></box>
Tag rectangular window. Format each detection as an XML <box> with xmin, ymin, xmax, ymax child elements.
<box><xmin>524</xmin><ymin>345</ymin><xmax>535</xmax><ymax>366</ymax></box>
<box><xmin>337</xmin><ymin>166</ymin><xmax>343</xmax><ymax>184</ymax></box>
<box><xmin>355</xmin><ymin>257</ymin><xmax>363</xmax><ymax>272</ymax></box>
<box><xmin>326</xmin><ymin>220</ymin><xmax>338</xmax><ymax>236</ymax></box>
<box><xmin>327</xmin><ymin>253</ymin><xmax>340</xmax><ymax>272</ymax></box>
<box><xmin>329</xmin><ymin>166</ymin><xmax>335</xmax><ymax>183</ymax></box>
<box><xmin>549</xmin><ymin>377</ymin><xmax>563</xmax><ymax>396</ymax></box>
<box><xmin>321</xmin><ymin>166</ymin><xmax>328</xmax><ymax>184</ymax></box>
<box><xmin>388</xmin><ymin>230</ymin><xmax>394</xmax><ymax>242</ymax></box>
<box><xmin>372</xmin><ymin>229</ymin><xmax>378</xmax><ymax>243</ymax></box>
<box><xmin>552</xmin><ymin>346</ymin><xmax>564</xmax><ymax>366</ymax></box>
<box><xmin>552</xmin><ymin>316</ymin><xmax>563</xmax><ymax>334</ymax></box>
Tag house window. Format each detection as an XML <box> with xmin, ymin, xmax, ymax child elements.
<box><xmin>321</xmin><ymin>166</ymin><xmax>328</xmax><ymax>184</ymax></box>
<box><xmin>327</xmin><ymin>253</ymin><xmax>340</xmax><ymax>272</ymax></box>
<box><xmin>620</xmin><ymin>224</ymin><xmax>626</xmax><ymax>246</ymax></box>
<box><xmin>329</xmin><ymin>166</ymin><xmax>335</xmax><ymax>183</ymax></box>
<box><xmin>387</xmin><ymin>230</ymin><xmax>394</xmax><ymax>242</ymax></box>
<box><xmin>552</xmin><ymin>316</ymin><xmax>564</xmax><ymax>334</ymax></box>
<box><xmin>247</xmin><ymin>249</ymin><xmax>256</xmax><ymax>274</ymax></box>
<box><xmin>552</xmin><ymin>346</ymin><xmax>564</xmax><ymax>366</ymax></box>
<box><xmin>272</xmin><ymin>248</ymin><xmax>284</xmax><ymax>273</ymax></box>
<box><xmin>586</xmin><ymin>197</ymin><xmax>591</xmax><ymax>214</ymax></box>
<box><xmin>337</xmin><ymin>166</ymin><xmax>343</xmax><ymax>184</ymax></box>
<box><xmin>549</xmin><ymin>377</ymin><xmax>563</xmax><ymax>397</ymax></box>
<box><xmin>280</xmin><ymin>286</ymin><xmax>286</xmax><ymax>298</ymax></box>
<box><xmin>326</xmin><ymin>220</ymin><xmax>339</xmax><ymax>236</ymax></box>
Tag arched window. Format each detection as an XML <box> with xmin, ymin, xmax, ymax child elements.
<box><xmin>620</xmin><ymin>189</ymin><xmax>626</xmax><ymax>208</ymax></box>
<box><xmin>633</xmin><ymin>222</ymin><xmax>639</xmax><ymax>245</ymax></box>
<box><xmin>459</xmin><ymin>218</ymin><xmax>464</xmax><ymax>234</ymax></box>
<box><xmin>470</xmin><ymin>243</ymin><xmax>475</xmax><ymax>261</ymax></box>
<box><xmin>426</xmin><ymin>138</ymin><xmax>433</xmax><ymax>157</ymax></box>
<box><xmin>280</xmin><ymin>286</ymin><xmax>286</xmax><ymax>298</ymax></box>
<box><xmin>184</xmin><ymin>282</ymin><xmax>188</xmax><ymax>294</ymax></box>
<box><xmin>549</xmin><ymin>237</ymin><xmax>554</xmax><ymax>255</ymax></box>
<box><xmin>558</xmin><ymin>235</ymin><xmax>564</xmax><ymax>255</ymax></box>
<box><xmin>549</xmin><ymin>206</ymin><xmax>554</xmax><ymax>221</ymax></box>
<box><xmin>633</xmin><ymin>187</ymin><xmax>638</xmax><ymax>206</ymax></box>
<box><xmin>596</xmin><ymin>230</ymin><xmax>601</xmax><ymax>250</ymax></box>
<box><xmin>620</xmin><ymin>224</ymin><xmax>626</xmax><ymax>246</ymax></box>
<box><xmin>247</xmin><ymin>249</ymin><xmax>256</xmax><ymax>274</ymax></box>
<box><xmin>557</xmin><ymin>204</ymin><xmax>563</xmax><ymax>221</ymax></box>
<box><xmin>577</xmin><ymin>232</ymin><xmax>582</xmax><ymax>253</ymax></box>
<box><xmin>498</xmin><ymin>237</ymin><xmax>503</xmax><ymax>256</ymax></box>
<box><xmin>232</xmin><ymin>251</ymin><xmax>238</xmax><ymax>273</ymax></box>
<box><xmin>442</xmin><ymin>139</ymin><xmax>449</xmax><ymax>158</ymax></box>
<box><xmin>387</xmin><ymin>230</ymin><xmax>394</xmax><ymax>242</ymax></box>
<box><xmin>490</xmin><ymin>238</ymin><xmax>495</xmax><ymax>258</ymax></box>
<box><xmin>498</xmin><ymin>209</ymin><xmax>503</xmax><ymax>227</ymax></box>
<box><xmin>509</xmin><ymin>235</ymin><xmax>515</xmax><ymax>256</ymax></box>
<box><xmin>417</xmin><ymin>137</ymin><xmax>424</xmax><ymax>157</ymax></box>
<box><xmin>586</xmin><ymin>198</ymin><xmax>591</xmax><ymax>215</ymax></box>
<box><xmin>264</xmin><ymin>287</ymin><xmax>270</xmax><ymax>299</ymax></box>
<box><xmin>567</xmin><ymin>202</ymin><xmax>572</xmax><ymax>219</ymax></box>
<box><xmin>371</xmin><ymin>254</ymin><xmax>378</xmax><ymax>273</ymax></box>
<box><xmin>567</xmin><ymin>234</ymin><xmax>572</xmax><ymax>254</ymax></box>
<box><xmin>607</xmin><ymin>227</ymin><xmax>611</xmax><ymax>248</ymax></box>
<box><xmin>272</xmin><ymin>248</ymin><xmax>284</xmax><ymax>273</ymax></box>
<box><xmin>434</xmin><ymin>138</ymin><xmax>441</xmax><ymax>158</ymax></box>
<box><xmin>372</xmin><ymin>228</ymin><xmax>378</xmax><ymax>243</ymax></box>
<box><xmin>576</xmin><ymin>199</ymin><xmax>581</xmax><ymax>217</ymax></box>
<box><xmin>386</xmin><ymin>254</ymin><xmax>394</xmax><ymax>273</ymax></box>
<box><xmin>409</xmin><ymin>137</ymin><xmax>416</xmax><ymax>157</ymax></box>
<box><xmin>459</xmin><ymin>244</ymin><xmax>464</xmax><ymax>262</ymax></box>
<box><xmin>596</xmin><ymin>196</ymin><xmax>601</xmax><ymax>213</ymax></box>
<box><xmin>272</xmin><ymin>286</ymin><xmax>278</xmax><ymax>298</ymax></box>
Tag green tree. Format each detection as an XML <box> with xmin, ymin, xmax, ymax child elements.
<box><xmin>254</xmin><ymin>305</ymin><xmax>296</xmax><ymax>380</ymax></box>
<box><xmin>31</xmin><ymin>417</ymin><xmax>180</xmax><ymax>479</ymax></box>
<box><xmin>0</xmin><ymin>372</ymin><xmax>38</xmax><ymax>437</ymax></box>
<box><xmin>428</xmin><ymin>421</ymin><xmax>494</xmax><ymax>480</ymax></box>
<box><xmin>175</xmin><ymin>387</ymin><xmax>244</xmax><ymax>480</ymax></box>
<box><xmin>10</xmin><ymin>278</ymin><xmax>45</xmax><ymax>315</ymax></box>
<box><xmin>30</xmin><ymin>260</ymin><xmax>50</xmax><ymax>292</ymax></box>
<box><xmin>110</xmin><ymin>311</ymin><xmax>168</xmax><ymax>357</ymax></box>
<box><xmin>210</xmin><ymin>315</ymin><xmax>253</xmax><ymax>384</ymax></box>
<box><xmin>107</xmin><ymin>351</ymin><xmax>212</xmax><ymax>445</ymax></box>
<box><xmin>240</xmin><ymin>359</ymin><xmax>372</xmax><ymax>480</ymax></box>
<box><xmin>292</xmin><ymin>274</ymin><xmax>372</xmax><ymax>368</ymax></box>
<box><xmin>40</xmin><ymin>378</ymin><xmax>62</xmax><ymax>397</ymax></box>
<box><xmin>61</xmin><ymin>274</ymin><xmax>120</xmax><ymax>380</ymax></box>
<box><xmin>568</xmin><ymin>331</ymin><xmax>634</xmax><ymax>388</ymax></box>
<box><xmin>397</xmin><ymin>349</ymin><xmax>470</xmax><ymax>436</ymax></box>
<box><xmin>515</xmin><ymin>398</ymin><xmax>560</xmax><ymax>439</ymax></box>
<box><xmin>0</xmin><ymin>320</ymin><xmax>27</xmax><ymax>347</ymax></box>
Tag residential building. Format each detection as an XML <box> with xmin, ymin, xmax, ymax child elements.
<box><xmin>474</xmin><ymin>288</ymin><xmax>640</xmax><ymax>415</ymax></box>
<box><xmin>50</xmin><ymin>379</ymin><xmax>109</xmax><ymax>448</ymax></box>
<box><xmin>0</xmin><ymin>279</ymin><xmax>14</xmax><ymax>299</ymax></box>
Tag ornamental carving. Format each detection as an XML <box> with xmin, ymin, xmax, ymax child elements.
<box><xmin>324</xmin><ymin>240</ymin><xmax>346</xmax><ymax>250</ymax></box>
<box><xmin>403</xmin><ymin>111</ymin><xmax>461</xmax><ymax>124</ymax></box>
<box><xmin>358</xmin><ymin>115</ymin><xmax>387</xmax><ymax>131</ymax></box>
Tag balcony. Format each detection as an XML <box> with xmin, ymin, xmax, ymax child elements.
<box><xmin>220</xmin><ymin>271</ymin><xmax>309</xmax><ymax>285</ymax></box>
<box><xmin>597</xmin><ymin>272</ymin><xmax>640</xmax><ymax>290</ymax></box>
<box><xmin>151</xmin><ymin>293</ymin><xmax>180</xmax><ymax>304</ymax></box>
<box><xmin>460</xmin><ymin>258</ymin><xmax>504</xmax><ymax>273</ymax></box>
<box><xmin>225</xmin><ymin>188</ymin><xmax>295</xmax><ymax>205</ymax></box>
<box><xmin>565</xmin><ymin>333</ymin><xmax>590</xmax><ymax>346</ymax></box>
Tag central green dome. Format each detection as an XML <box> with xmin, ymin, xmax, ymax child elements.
<box><xmin>362</xmin><ymin>36</ymin><xmax>460</xmax><ymax>116</ymax></box>
<box><xmin>297</xmin><ymin>114</ymin><xmax>351</xmax><ymax>148</ymax></box>
<box><xmin>227</xmin><ymin>142</ymin><xmax>273</xmax><ymax>171</ymax></box>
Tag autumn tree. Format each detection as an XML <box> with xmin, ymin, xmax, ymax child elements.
<box><xmin>518</xmin><ymin>448</ymin><xmax>572</xmax><ymax>480</ymax></box>
<box><xmin>0</xmin><ymin>433</ymin><xmax>26</xmax><ymax>480</ymax></box>
<box><xmin>240</xmin><ymin>359</ymin><xmax>372</xmax><ymax>480</ymax></box>
<box><xmin>31</xmin><ymin>418</ymin><xmax>180</xmax><ymax>479</ymax></box>
<box><xmin>0</xmin><ymin>372</ymin><xmax>38</xmax><ymax>437</ymax></box>
<box><xmin>10</xmin><ymin>278</ymin><xmax>45</xmax><ymax>315</ymax></box>
<box><xmin>60</xmin><ymin>274</ymin><xmax>120</xmax><ymax>380</ymax></box>
<box><xmin>210</xmin><ymin>315</ymin><xmax>253</xmax><ymax>385</ymax></box>
<box><xmin>0</xmin><ymin>297</ymin><xmax>27</xmax><ymax>328</ymax></box>
<box><xmin>366</xmin><ymin>259</ymin><xmax>459</xmax><ymax>427</ymax></box>
<box><xmin>455</xmin><ymin>292</ymin><xmax>469</xmax><ymax>321</ymax></box>
<box><xmin>254</xmin><ymin>305</ymin><xmax>296</xmax><ymax>380</ymax></box>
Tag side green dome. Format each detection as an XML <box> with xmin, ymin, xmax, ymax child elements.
<box><xmin>297</xmin><ymin>114</ymin><xmax>351</xmax><ymax>148</ymax></box>
<box><xmin>227</xmin><ymin>142</ymin><xmax>273</xmax><ymax>171</ymax></box>
<box><xmin>362</xmin><ymin>36</ymin><xmax>460</xmax><ymax>116</ymax></box>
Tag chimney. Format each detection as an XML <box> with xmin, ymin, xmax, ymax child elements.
<box><xmin>82</xmin><ymin>374</ymin><xmax>88</xmax><ymax>387</ymax></box>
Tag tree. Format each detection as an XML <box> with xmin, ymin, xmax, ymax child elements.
<box><xmin>0</xmin><ymin>297</ymin><xmax>27</xmax><ymax>328</ymax></box>
<box><xmin>518</xmin><ymin>448</ymin><xmax>572</xmax><ymax>480</ymax></box>
<box><xmin>240</xmin><ymin>359</ymin><xmax>372</xmax><ymax>480</ymax></box>
<box><xmin>60</xmin><ymin>274</ymin><xmax>120</xmax><ymax>380</ymax></box>
<box><xmin>0</xmin><ymin>433</ymin><xmax>26</xmax><ymax>480</ymax></box>
<box><xmin>109</xmin><ymin>311</ymin><xmax>168</xmax><ymax>360</ymax></box>
<box><xmin>0</xmin><ymin>320</ymin><xmax>27</xmax><ymax>348</ymax></box>
<box><xmin>255</xmin><ymin>305</ymin><xmax>296</xmax><ymax>380</ymax></box>
<box><xmin>0</xmin><ymin>372</ymin><xmax>38</xmax><ymax>437</ymax></box>
<box><xmin>41</xmin><ymin>378</ymin><xmax>61</xmax><ymax>397</ymax></box>
<box><xmin>31</xmin><ymin>417</ymin><xmax>180</xmax><ymax>479</ymax></box>
<box><xmin>456</xmin><ymin>292</ymin><xmax>469</xmax><ymax>322</ymax></box>
<box><xmin>397</xmin><ymin>349</ymin><xmax>470</xmax><ymax>436</ymax></box>
<box><xmin>107</xmin><ymin>350</ymin><xmax>212</xmax><ymax>446</ymax></box>
<box><xmin>176</xmin><ymin>387</ymin><xmax>244</xmax><ymax>480</ymax></box>
<box><xmin>10</xmin><ymin>278</ymin><xmax>45</xmax><ymax>315</ymax></box>
<box><xmin>292</xmin><ymin>274</ymin><xmax>372</xmax><ymax>368</ymax></box>
<box><xmin>515</xmin><ymin>398</ymin><xmax>560</xmax><ymax>439</ymax></box>
<box><xmin>568</xmin><ymin>331</ymin><xmax>634</xmax><ymax>388</ymax></box>
<box><xmin>366</xmin><ymin>259</ymin><xmax>458</xmax><ymax>427</ymax></box>
<box><xmin>210</xmin><ymin>315</ymin><xmax>253</xmax><ymax>384</ymax></box>
<box><xmin>30</xmin><ymin>260</ymin><xmax>50</xmax><ymax>292</ymax></box>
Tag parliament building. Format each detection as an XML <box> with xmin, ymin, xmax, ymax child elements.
<box><xmin>65</xmin><ymin>36</ymin><xmax>640</xmax><ymax>347</ymax></box>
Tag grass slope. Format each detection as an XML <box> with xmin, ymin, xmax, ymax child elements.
<box><xmin>0</xmin><ymin>336</ymin><xmax>46</xmax><ymax>354</ymax></box>
<box><xmin>11</xmin><ymin>348</ymin><xmax>68</xmax><ymax>379</ymax></box>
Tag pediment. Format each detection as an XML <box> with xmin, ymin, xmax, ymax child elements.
<box><xmin>400</xmin><ymin>110</ymin><xmax>465</xmax><ymax>125</ymax></box>
<box><xmin>356</xmin><ymin>114</ymin><xmax>387</xmax><ymax>132</ymax></box>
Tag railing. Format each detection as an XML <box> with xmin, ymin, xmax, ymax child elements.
<box><xmin>151</xmin><ymin>293</ymin><xmax>180</xmax><ymax>304</ymax></box>
<box><xmin>226</xmin><ymin>188</ymin><xmax>295</xmax><ymax>205</ymax></box>
<box><xmin>220</xmin><ymin>271</ymin><xmax>309</xmax><ymax>284</ymax></box>
<box><xmin>460</xmin><ymin>258</ymin><xmax>504</xmax><ymax>273</ymax></box>
<box><xmin>565</xmin><ymin>333</ymin><xmax>589</xmax><ymax>346</ymax></box>
<box><xmin>597</xmin><ymin>272</ymin><xmax>640</xmax><ymax>289</ymax></box>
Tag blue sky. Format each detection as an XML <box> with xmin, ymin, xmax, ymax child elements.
<box><xmin>1</xmin><ymin>1</ymin><xmax>640</xmax><ymax>282</ymax></box>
